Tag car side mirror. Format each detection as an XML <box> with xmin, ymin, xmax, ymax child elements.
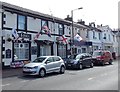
<box><xmin>46</xmin><ymin>60</ymin><xmax>51</xmax><ymax>64</ymax></box>
<box><xmin>45</xmin><ymin>61</ymin><xmax>47</xmax><ymax>64</ymax></box>
<box><xmin>80</xmin><ymin>56</ymin><xmax>84</xmax><ymax>59</ymax></box>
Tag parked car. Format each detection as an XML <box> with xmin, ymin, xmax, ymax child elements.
<box><xmin>92</xmin><ymin>50</ymin><xmax>113</xmax><ymax>65</ymax></box>
<box><xmin>23</xmin><ymin>56</ymin><xmax>65</xmax><ymax>77</ymax></box>
<box><xmin>65</xmin><ymin>53</ymin><xmax>94</xmax><ymax>69</ymax></box>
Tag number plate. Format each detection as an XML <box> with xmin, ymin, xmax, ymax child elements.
<box><xmin>68</xmin><ymin>64</ymin><xmax>71</xmax><ymax>66</ymax></box>
<box><xmin>23</xmin><ymin>69</ymin><xmax>31</xmax><ymax>71</ymax></box>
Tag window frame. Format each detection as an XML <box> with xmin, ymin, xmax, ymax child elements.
<box><xmin>17</xmin><ymin>15</ymin><xmax>26</xmax><ymax>30</ymax></box>
<box><xmin>41</xmin><ymin>20</ymin><xmax>48</xmax><ymax>29</ymax></box>
<box><xmin>53</xmin><ymin>57</ymin><xmax>61</xmax><ymax>62</ymax></box>
<box><xmin>58</xmin><ymin>23</ymin><xmax>64</xmax><ymax>35</ymax></box>
<box><xmin>14</xmin><ymin>43</ymin><xmax>29</xmax><ymax>60</ymax></box>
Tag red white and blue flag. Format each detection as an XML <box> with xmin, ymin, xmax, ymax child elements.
<box><xmin>12</xmin><ymin>28</ymin><xmax>19</xmax><ymax>40</ymax></box>
<box><xmin>42</xmin><ymin>24</ymin><xmax>51</xmax><ymax>37</ymax></box>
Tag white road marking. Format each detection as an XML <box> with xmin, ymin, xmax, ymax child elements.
<box><xmin>20</xmin><ymin>80</ymin><xmax>28</xmax><ymax>83</ymax></box>
<box><xmin>2</xmin><ymin>83</ymin><xmax>10</xmax><ymax>87</ymax></box>
<box><xmin>88</xmin><ymin>77</ymin><xmax>94</xmax><ymax>80</ymax></box>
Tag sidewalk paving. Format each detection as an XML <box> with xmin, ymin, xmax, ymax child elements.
<box><xmin>2</xmin><ymin>67</ymin><xmax>23</xmax><ymax>78</ymax></box>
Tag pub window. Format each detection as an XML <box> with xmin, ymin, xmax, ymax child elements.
<box><xmin>41</xmin><ymin>20</ymin><xmax>48</xmax><ymax>28</ymax></box>
<box><xmin>58</xmin><ymin>24</ymin><xmax>64</xmax><ymax>35</ymax></box>
<box><xmin>18</xmin><ymin>15</ymin><xmax>26</xmax><ymax>30</ymax></box>
<box><xmin>14</xmin><ymin>43</ymin><xmax>29</xmax><ymax>60</ymax></box>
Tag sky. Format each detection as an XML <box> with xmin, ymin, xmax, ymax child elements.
<box><xmin>0</xmin><ymin>0</ymin><xmax>119</xmax><ymax>29</ymax></box>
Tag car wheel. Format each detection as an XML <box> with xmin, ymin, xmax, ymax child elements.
<box><xmin>39</xmin><ymin>69</ymin><xmax>46</xmax><ymax>77</ymax></box>
<box><xmin>90</xmin><ymin>62</ymin><xmax>94</xmax><ymax>68</ymax></box>
<box><xmin>79</xmin><ymin>64</ymin><xmax>83</xmax><ymax>70</ymax></box>
<box><xmin>109</xmin><ymin>59</ymin><xmax>113</xmax><ymax>65</ymax></box>
<box><xmin>60</xmin><ymin>66</ymin><xmax>65</xmax><ymax>74</ymax></box>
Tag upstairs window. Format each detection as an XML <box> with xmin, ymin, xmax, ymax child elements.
<box><xmin>113</xmin><ymin>35</ymin><xmax>115</xmax><ymax>42</ymax></box>
<box><xmin>41</xmin><ymin>20</ymin><xmax>48</xmax><ymax>27</ymax></box>
<box><xmin>103</xmin><ymin>33</ymin><xmax>106</xmax><ymax>39</ymax></box>
<box><xmin>86</xmin><ymin>30</ymin><xmax>89</xmax><ymax>38</ymax></box>
<box><xmin>58</xmin><ymin>24</ymin><xmax>64</xmax><ymax>35</ymax></box>
<box><xmin>109</xmin><ymin>34</ymin><xmax>111</xmax><ymax>41</ymax></box>
<box><xmin>98</xmin><ymin>33</ymin><xmax>101</xmax><ymax>40</ymax></box>
<box><xmin>18</xmin><ymin>15</ymin><xmax>26</xmax><ymax>30</ymax></box>
<box><xmin>93</xmin><ymin>31</ymin><xmax>95</xmax><ymax>39</ymax></box>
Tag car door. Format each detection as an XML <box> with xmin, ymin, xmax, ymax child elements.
<box><xmin>103</xmin><ymin>52</ymin><xmax>108</xmax><ymax>62</ymax></box>
<box><xmin>52</xmin><ymin>57</ymin><xmax>61</xmax><ymax>71</ymax></box>
<box><xmin>45</xmin><ymin>57</ymin><xmax>54</xmax><ymax>73</ymax></box>
<box><xmin>81</xmin><ymin>55</ymin><xmax>87</xmax><ymax>67</ymax></box>
<box><xmin>106</xmin><ymin>52</ymin><xmax>110</xmax><ymax>62</ymax></box>
<box><xmin>85</xmin><ymin>54</ymin><xmax>92</xmax><ymax>66</ymax></box>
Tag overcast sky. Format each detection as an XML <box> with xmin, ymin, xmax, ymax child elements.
<box><xmin>1</xmin><ymin>0</ymin><xmax>119</xmax><ymax>29</ymax></box>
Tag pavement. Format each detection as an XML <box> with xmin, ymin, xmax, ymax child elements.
<box><xmin>1</xmin><ymin>57</ymin><xmax>120</xmax><ymax>78</ymax></box>
<box><xmin>2</xmin><ymin>67</ymin><xmax>23</xmax><ymax>78</ymax></box>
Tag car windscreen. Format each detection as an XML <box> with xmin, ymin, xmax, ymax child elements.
<box><xmin>32</xmin><ymin>57</ymin><xmax>46</xmax><ymax>63</ymax></box>
<box><xmin>68</xmin><ymin>55</ymin><xmax>77</xmax><ymax>59</ymax></box>
<box><xmin>75</xmin><ymin>55</ymin><xmax>82</xmax><ymax>60</ymax></box>
<box><xmin>93</xmin><ymin>52</ymin><xmax>103</xmax><ymax>56</ymax></box>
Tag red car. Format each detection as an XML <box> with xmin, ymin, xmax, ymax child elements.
<box><xmin>92</xmin><ymin>50</ymin><xmax>113</xmax><ymax>65</ymax></box>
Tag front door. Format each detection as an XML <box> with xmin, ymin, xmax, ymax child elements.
<box><xmin>40</xmin><ymin>45</ymin><xmax>51</xmax><ymax>56</ymax></box>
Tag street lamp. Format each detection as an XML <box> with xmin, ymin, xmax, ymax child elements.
<box><xmin>71</xmin><ymin>7</ymin><xmax>83</xmax><ymax>55</ymax></box>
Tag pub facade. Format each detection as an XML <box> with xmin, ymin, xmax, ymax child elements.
<box><xmin>0</xmin><ymin>2</ymin><xmax>92</xmax><ymax>67</ymax></box>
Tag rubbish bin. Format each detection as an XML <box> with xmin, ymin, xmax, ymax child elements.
<box><xmin>112</xmin><ymin>52</ymin><xmax>116</xmax><ymax>60</ymax></box>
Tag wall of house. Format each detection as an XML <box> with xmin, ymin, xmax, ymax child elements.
<box><xmin>101</xmin><ymin>27</ymin><xmax>114</xmax><ymax>52</ymax></box>
<box><xmin>97</xmin><ymin>25</ymin><xmax>114</xmax><ymax>53</ymax></box>
<box><xmin>117</xmin><ymin>34</ymin><xmax>120</xmax><ymax>56</ymax></box>
<box><xmin>4</xmin><ymin>11</ymin><xmax>17</xmax><ymax>28</ymax></box>
<box><xmin>80</xmin><ymin>28</ymin><xmax>87</xmax><ymax>40</ymax></box>
<box><xmin>2</xmin><ymin>11</ymin><xmax>18</xmax><ymax>66</ymax></box>
<box><xmin>89</xmin><ymin>30</ymin><xmax>102</xmax><ymax>51</ymax></box>
<box><xmin>1</xmin><ymin>5</ymin><xmax>73</xmax><ymax>66</ymax></box>
<box><xmin>2</xmin><ymin>2</ymin><xmax>119</xmax><ymax>67</ymax></box>
<box><xmin>112</xmin><ymin>33</ymin><xmax>118</xmax><ymax>56</ymax></box>
<box><xmin>0</xmin><ymin>9</ymin><xmax>2</xmax><ymax>64</ymax></box>
<box><xmin>0</xmin><ymin>32</ymin><xmax>1</xmax><ymax>64</ymax></box>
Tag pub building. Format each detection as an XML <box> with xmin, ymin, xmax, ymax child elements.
<box><xmin>0</xmin><ymin>2</ymin><xmax>92</xmax><ymax>68</ymax></box>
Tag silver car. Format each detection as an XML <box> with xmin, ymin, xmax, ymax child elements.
<box><xmin>23</xmin><ymin>56</ymin><xmax>65</xmax><ymax>77</ymax></box>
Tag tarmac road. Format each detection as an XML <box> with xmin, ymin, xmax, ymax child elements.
<box><xmin>2</xmin><ymin>60</ymin><xmax>118</xmax><ymax>90</ymax></box>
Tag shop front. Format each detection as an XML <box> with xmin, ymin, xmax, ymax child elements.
<box><xmin>34</xmin><ymin>40</ymin><xmax>54</xmax><ymax>57</ymax></box>
<box><xmin>56</xmin><ymin>36</ymin><xmax>68</xmax><ymax>59</ymax></box>
<box><xmin>72</xmin><ymin>40</ymin><xmax>92</xmax><ymax>54</ymax></box>
<box><xmin>10</xmin><ymin>33</ymin><xmax>31</xmax><ymax>68</ymax></box>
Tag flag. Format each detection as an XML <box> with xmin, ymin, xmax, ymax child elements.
<box><xmin>11</xmin><ymin>28</ymin><xmax>19</xmax><ymax>40</ymax></box>
<box><xmin>34</xmin><ymin>31</ymin><xmax>41</xmax><ymax>40</ymax></box>
<box><xmin>74</xmin><ymin>34</ymin><xmax>83</xmax><ymax>41</ymax></box>
<box><xmin>42</xmin><ymin>24</ymin><xmax>51</xmax><ymax>37</ymax></box>
<box><xmin>61</xmin><ymin>35</ymin><xmax>68</xmax><ymax>44</ymax></box>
